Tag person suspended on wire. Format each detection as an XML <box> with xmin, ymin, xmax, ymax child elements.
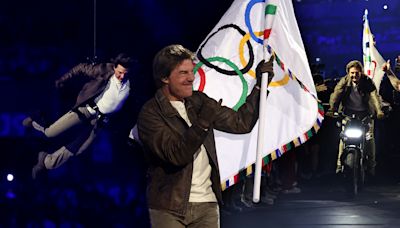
<box><xmin>23</xmin><ymin>53</ymin><xmax>136</xmax><ymax>179</ymax></box>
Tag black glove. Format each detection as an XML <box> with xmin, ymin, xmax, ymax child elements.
<box><xmin>358</xmin><ymin>76</ymin><xmax>376</xmax><ymax>93</ymax></box>
<box><xmin>197</xmin><ymin>99</ymin><xmax>223</xmax><ymax>130</ymax></box>
<box><xmin>255</xmin><ymin>55</ymin><xmax>275</xmax><ymax>87</ymax></box>
<box><xmin>325</xmin><ymin>109</ymin><xmax>336</xmax><ymax>118</ymax></box>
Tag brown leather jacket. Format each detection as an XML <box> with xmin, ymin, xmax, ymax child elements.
<box><xmin>329</xmin><ymin>75</ymin><xmax>382</xmax><ymax>115</ymax></box>
<box><xmin>55</xmin><ymin>63</ymin><xmax>116</xmax><ymax>109</ymax></box>
<box><xmin>137</xmin><ymin>88</ymin><xmax>260</xmax><ymax>216</ymax></box>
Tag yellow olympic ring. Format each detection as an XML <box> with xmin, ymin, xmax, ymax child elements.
<box><xmin>239</xmin><ymin>32</ymin><xmax>262</xmax><ymax>78</ymax></box>
<box><xmin>239</xmin><ymin>31</ymin><xmax>291</xmax><ymax>87</ymax></box>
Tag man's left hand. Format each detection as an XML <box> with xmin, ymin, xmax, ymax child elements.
<box><xmin>256</xmin><ymin>55</ymin><xmax>275</xmax><ymax>87</ymax></box>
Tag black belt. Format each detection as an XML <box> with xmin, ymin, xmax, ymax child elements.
<box><xmin>85</xmin><ymin>102</ymin><xmax>109</xmax><ymax>125</ymax></box>
<box><xmin>87</xmin><ymin>101</ymin><xmax>104</xmax><ymax>116</ymax></box>
<box><xmin>84</xmin><ymin>101</ymin><xmax>111</xmax><ymax>126</ymax></box>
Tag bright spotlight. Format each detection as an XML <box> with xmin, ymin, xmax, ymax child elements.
<box><xmin>7</xmin><ymin>174</ymin><xmax>14</xmax><ymax>182</ymax></box>
<box><xmin>383</xmin><ymin>4</ymin><xmax>388</xmax><ymax>10</ymax></box>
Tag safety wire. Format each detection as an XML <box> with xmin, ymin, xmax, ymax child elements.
<box><xmin>87</xmin><ymin>0</ymin><xmax>97</xmax><ymax>65</ymax></box>
<box><xmin>93</xmin><ymin>0</ymin><xmax>97</xmax><ymax>62</ymax></box>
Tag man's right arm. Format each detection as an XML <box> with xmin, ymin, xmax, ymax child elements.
<box><xmin>327</xmin><ymin>76</ymin><xmax>346</xmax><ymax>115</ymax></box>
<box><xmin>55</xmin><ymin>63</ymin><xmax>98</xmax><ymax>88</ymax></box>
<box><xmin>137</xmin><ymin>102</ymin><xmax>208</xmax><ymax>167</ymax></box>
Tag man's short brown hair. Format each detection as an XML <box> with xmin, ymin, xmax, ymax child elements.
<box><xmin>152</xmin><ymin>44</ymin><xmax>194</xmax><ymax>88</ymax></box>
<box><xmin>346</xmin><ymin>60</ymin><xmax>363</xmax><ymax>74</ymax></box>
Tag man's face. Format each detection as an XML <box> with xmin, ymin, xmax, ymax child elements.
<box><xmin>349</xmin><ymin>67</ymin><xmax>361</xmax><ymax>84</ymax></box>
<box><xmin>162</xmin><ymin>59</ymin><xmax>194</xmax><ymax>101</ymax></box>
<box><xmin>114</xmin><ymin>64</ymin><xmax>129</xmax><ymax>82</ymax></box>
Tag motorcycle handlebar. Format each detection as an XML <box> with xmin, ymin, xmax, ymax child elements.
<box><xmin>332</xmin><ymin>112</ymin><xmax>374</xmax><ymax>121</ymax></box>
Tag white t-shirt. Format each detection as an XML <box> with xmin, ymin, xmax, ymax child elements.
<box><xmin>170</xmin><ymin>100</ymin><xmax>217</xmax><ymax>203</ymax></box>
<box><xmin>94</xmin><ymin>75</ymin><xmax>130</xmax><ymax>114</ymax></box>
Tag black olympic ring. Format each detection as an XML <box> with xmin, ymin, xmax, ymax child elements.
<box><xmin>197</xmin><ymin>24</ymin><xmax>254</xmax><ymax>76</ymax></box>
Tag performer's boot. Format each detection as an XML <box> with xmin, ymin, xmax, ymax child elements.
<box><xmin>222</xmin><ymin>184</ymin><xmax>243</xmax><ymax>213</ymax></box>
<box><xmin>32</xmin><ymin>151</ymin><xmax>48</xmax><ymax>179</ymax></box>
<box><xmin>240</xmin><ymin>177</ymin><xmax>254</xmax><ymax>207</ymax></box>
<box><xmin>260</xmin><ymin>175</ymin><xmax>275</xmax><ymax>205</ymax></box>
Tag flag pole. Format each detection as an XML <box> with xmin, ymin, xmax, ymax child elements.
<box><xmin>252</xmin><ymin>67</ymin><xmax>270</xmax><ymax>203</ymax></box>
<box><xmin>253</xmin><ymin>0</ymin><xmax>275</xmax><ymax>203</ymax></box>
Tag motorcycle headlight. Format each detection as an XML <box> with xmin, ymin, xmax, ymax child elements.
<box><xmin>344</xmin><ymin>128</ymin><xmax>362</xmax><ymax>138</ymax></box>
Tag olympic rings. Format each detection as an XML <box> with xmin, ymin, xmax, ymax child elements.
<box><xmin>197</xmin><ymin>24</ymin><xmax>254</xmax><ymax>76</ymax></box>
<box><xmin>245</xmin><ymin>0</ymin><xmax>264</xmax><ymax>44</ymax></box>
<box><xmin>239</xmin><ymin>31</ymin><xmax>264</xmax><ymax>78</ymax></box>
<box><xmin>194</xmin><ymin>57</ymin><xmax>248</xmax><ymax>111</ymax></box>
<box><xmin>269</xmin><ymin>74</ymin><xmax>290</xmax><ymax>87</ymax></box>
<box><xmin>193</xmin><ymin>63</ymin><xmax>206</xmax><ymax>91</ymax></box>
<box><xmin>239</xmin><ymin>31</ymin><xmax>291</xmax><ymax>87</ymax></box>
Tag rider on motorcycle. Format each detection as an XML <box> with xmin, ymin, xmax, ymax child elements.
<box><xmin>326</xmin><ymin>60</ymin><xmax>384</xmax><ymax>176</ymax></box>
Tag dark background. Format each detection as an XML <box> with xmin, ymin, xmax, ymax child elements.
<box><xmin>1</xmin><ymin>0</ymin><xmax>400</xmax><ymax>227</ymax></box>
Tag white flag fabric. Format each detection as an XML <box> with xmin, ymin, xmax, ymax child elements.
<box><xmin>363</xmin><ymin>9</ymin><xmax>385</xmax><ymax>92</ymax></box>
<box><xmin>193</xmin><ymin>0</ymin><xmax>323</xmax><ymax>189</ymax></box>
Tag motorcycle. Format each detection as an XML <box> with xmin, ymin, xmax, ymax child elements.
<box><xmin>335</xmin><ymin>112</ymin><xmax>372</xmax><ymax>196</ymax></box>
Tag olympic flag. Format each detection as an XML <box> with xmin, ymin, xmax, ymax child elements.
<box><xmin>193</xmin><ymin>0</ymin><xmax>323</xmax><ymax>189</ymax></box>
<box><xmin>363</xmin><ymin>9</ymin><xmax>385</xmax><ymax>92</ymax></box>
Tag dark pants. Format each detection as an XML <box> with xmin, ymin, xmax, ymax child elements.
<box><xmin>279</xmin><ymin>150</ymin><xmax>297</xmax><ymax>189</ymax></box>
<box><xmin>149</xmin><ymin>202</ymin><xmax>219</xmax><ymax>228</ymax></box>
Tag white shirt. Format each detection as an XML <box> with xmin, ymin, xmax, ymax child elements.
<box><xmin>94</xmin><ymin>75</ymin><xmax>130</xmax><ymax>114</ymax></box>
<box><xmin>170</xmin><ymin>100</ymin><xmax>217</xmax><ymax>203</ymax></box>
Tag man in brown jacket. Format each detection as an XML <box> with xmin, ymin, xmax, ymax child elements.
<box><xmin>328</xmin><ymin>60</ymin><xmax>384</xmax><ymax>176</ymax></box>
<box><xmin>23</xmin><ymin>53</ymin><xmax>135</xmax><ymax>179</ymax></box>
<box><xmin>137</xmin><ymin>44</ymin><xmax>273</xmax><ymax>228</ymax></box>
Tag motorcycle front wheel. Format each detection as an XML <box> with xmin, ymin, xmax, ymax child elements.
<box><xmin>342</xmin><ymin>148</ymin><xmax>361</xmax><ymax>196</ymax></box>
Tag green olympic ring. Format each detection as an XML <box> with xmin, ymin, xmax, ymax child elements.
<box><xmin>194</xmin><ymin>56</ymin><xmax>248</xmax><ymax>111</ymax></box>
